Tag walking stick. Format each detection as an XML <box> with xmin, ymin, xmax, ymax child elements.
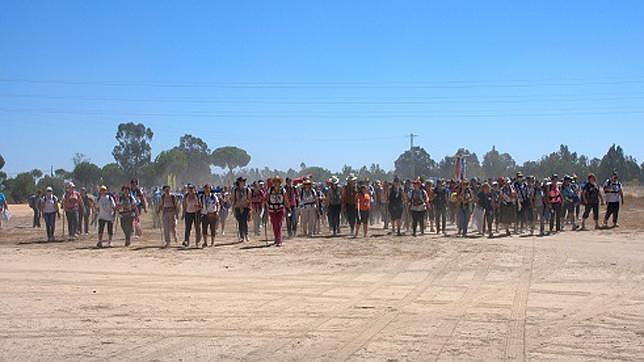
<box><xmin>61</xmin><ymin>209</ymin><xmax>65</xmax><ymax>241</ymax></box>
<box><xmin>264</xmin><ymin>211</ymin><xmax>269</xmax><ymax>246</ymax></box>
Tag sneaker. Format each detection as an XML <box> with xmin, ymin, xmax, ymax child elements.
<box><xmin>202</xmin><ymin>242</ymin><xmax>208</xmax><ymax>248</ymax></box>
<box><xmin>182</xmin><ymin>241</ymin><xmax>188</xmax><ymax>247</ymax></box>
<box><xmin>96</xmin><ymin>241</ymin><xmax>103</xmax><ymax>248</ymax></box>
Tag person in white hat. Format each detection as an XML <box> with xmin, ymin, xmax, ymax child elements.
<box><xmin>299</xmin><ymin>178</ymin><xmax>318</xmax><ymax>237</ymax></box>
<box><xmin>96</xmin><ymin>186</ymin><xmax>116</xmax><ymax>248</ymax></box>
<box><xmin>40</xmin><ymin>186</ymin><xmax>60</xmax><ymax>241</ymax></box>
<box><xmin>325</xmin><ymin>176</ymin><xmax>343</xmax><ymax>236</ymax></box>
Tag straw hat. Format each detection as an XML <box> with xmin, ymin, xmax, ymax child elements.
<box><xmin>330</xmin><ymin>176</ymin><xmax>339</xmax><ymax>185</ymax></box>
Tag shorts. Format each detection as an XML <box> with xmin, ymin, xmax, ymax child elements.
<box><xmin>358</xmin><ymin>210</ymin><xmax>370</xmax><ymax>224</ymax></box>
<box><xmin>389</xmin><ymin>203</ymin><xmax>403</xmax><ymax>220</ymax></box>
<box><xmin>98</xmin><ymin>219</ymin><xmax>114</xmax><ymax>236</ymax></box>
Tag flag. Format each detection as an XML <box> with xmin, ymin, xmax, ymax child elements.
<box><xmin>454</xmin><ymin>156</ymin><xmax>467</xmax><ymax>180</ymax></box>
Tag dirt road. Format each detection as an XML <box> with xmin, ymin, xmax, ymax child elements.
<box><xmin>0</xmin><ymin>201</ymin><xmax>643</xmax><ymax>361</ymax></box>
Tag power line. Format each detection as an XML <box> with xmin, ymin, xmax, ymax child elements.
<box><xmin>2</xmin><ymin>92</ymin><xmax>644</xmax><ymax>105</ymax></box>
<box><xmin>1</xmin><ymin>78</ymin><xmax>644</xmax><ymax>89</ymax></box>
<box><xmin>1</xmin><ymin>107</ymin><xmax>643</xmax><ymax>119</ymax></box>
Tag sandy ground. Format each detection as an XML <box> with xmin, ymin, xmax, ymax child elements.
<box><xmin>0</xmin><ymin>198</ymin><xmax>643</xmax><ymax>361</ymax></box>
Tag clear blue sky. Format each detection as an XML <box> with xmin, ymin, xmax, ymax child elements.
<box><xmin>1</xmin><ymin>1</ymin><xmax>643</xmax><ymax>176</ymax></box>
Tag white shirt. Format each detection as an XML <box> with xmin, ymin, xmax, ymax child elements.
<box><xmin>97</xmin><ymin>194</ymin><xmax>116</xmax><ymax>221</ymax></box>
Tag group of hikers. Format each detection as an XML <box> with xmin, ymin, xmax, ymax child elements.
<box><xmin>11</xmin><ymin>169</ymin><xmax>626</xmax><ymax>248</ymax></box>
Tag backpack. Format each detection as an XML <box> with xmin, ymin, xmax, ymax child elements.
<box><xmin>28</xmin><ymin>195</ymin><xmax>37</xmax><ymax>209</ymax></box>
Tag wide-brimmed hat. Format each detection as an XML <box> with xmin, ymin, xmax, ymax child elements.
<box><xmin>46</xmin><ymin>186</ymin><xmax>54</xmax><ymax>192</ymax></box>
<box><xmin>330</xmin><ymin>176</ymin><xmax>339</xmax><ymax>185</ymax></box>
<box><xmin>303</xmin><ymin>179</ymin><xmax>312</xmax><ymax>185</ymax></box>
<box><xmin>272</xmin><ymin>176</ymin><xmax>282</xmax><ymax>184</ymax></box>
<box><xmin>66</xmin><ymin>181</ymin><xmax>75</xmax><ymax>188</ymax></box>
<box><xmin>99</xmin><ymin>185</ymin><xmax>108</xmax><ymax>192</ymax></box>
<box><xmin>346</xmin><ymin>174</ymin><xmax>357</xmax><ymax>182</ymax></box>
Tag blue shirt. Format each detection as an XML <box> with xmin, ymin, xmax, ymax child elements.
<box><xmin>0</xmin><ymin>192</ymin><xmax>5</xmax><ymax>205</ymax></box>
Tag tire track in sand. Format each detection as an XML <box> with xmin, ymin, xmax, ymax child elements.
<box><xmin>502</xmin><ymin>240</ymin><xmax>535</xmax><ymax>361</ymax></box>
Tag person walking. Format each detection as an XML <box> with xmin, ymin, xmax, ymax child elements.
<box><xmin>548</xmin><ymin>174</ymin><xmax>563</xmax><ymax>233</ymax></box>
<box><xmin>326</xmin><ymin>176</ymin><xmax>343</xmax><ymax>236</ymax></box>
<box><xmin>80</xmin><ymin>187</ymin><xmax>95</xmax><ymax>236</ymax></box>
<box><xmin>514</xmin><ymin>172</ymin><xmax>531</xmax><ymax>234</ymax></box>
<box><xmin>602</xmin><ymin>171</ymin><xmax>624</xmax><ymax>228</ymax></box>
<box><xmin>388</xmin><ymin>177</ymin><xmax>405</xmax><ymax>236</ymax></box>
<box><xmin>561</xmin><ymin>176</ymin><xmax>579</xmax><ymax>231</ymax></box>
<box><xmin>342</xmin><ymin>174</ymin><xmax>359</xmax><ymax>235</ymax></box>
<box><xmin>284</xmin><ymin>178</ymin><xmax>299</xmax><ymax>238</ymax></box>
<box><xmin>457</xmin><ymin>180</ymin><xmax>474</xmax><ymax>237</ymax></box>
<box><xmin>218</xmin><ymin>186</ymin><xmax>231</xmax><ymax>236</ymax></box>
<box><xmin>356</xmin><ymin>185</ymin><xmax>371</xmax><ymax>238</ymax></box>
<box><xmin>29</xmin><ymin>190</ymin><xmax>43</xmax><ymax>228</ymax></box>
<box><xmin>409</xmin><ymin>178</ymin><xmax>428</xmax><ymax>237</ymax></box>
<box><xmin>117</xmin><ymin>185</ymin><xmax>138</xmax><ymax>247</ymax></box>
<box><xmin>381</xmin><ymin>180</ymin><xmax>390</xmax><ymax>230</ymax></box>
<box><xmin>158</xmin><ymin>185</ymin><xmax>180</xmax><ymax>248</ymax></box>
<box><xmin>232</xmin><ymin>177</ymin><xmax>251</xmax><ymax>242</ymax></box>
<box><xmin>266</xmin><ymin>176</ymin><xmax>290</xmax><ymax>247</ymax></box>
<box><xmin>581</xmin><ymin>173</ymin><xmax>604</xmax><ymax>230</ymax></box>
<box><xmin>433</xmin><ymin>179</ymin><xmax>448</xmax><ymax>236</ymax></box>
<box><xmin>250</xmin><ymin>182</ymin><xmax>266</xmax><ymax>237</ymax></box>
<box><xmin>477</xmin><ymin>182</ymin><xmax>495</xmax><ymax>238</ymax></box>
<box><xmin>62</xmin><ymin>182</ymin><xmax>83</xmax><ymax>241</ymax></box>
<box><xmin>95</xmin><ymin>186</ymin><xmax>116</xmax><ymax>248</ymax></box>
<box><xmin>40</xmin><ymin>187</ymin><xmax>60</xmax><ymax>241</ymax></box>
<box><xmin>200</xmin><ymin>184</ymin><xmax>220</xmax><ymax>247</ymax></box>
<box><xmin>182</xmin><ymin>184</ymin><xmax>202</xmax><ymax>248</ymax></box>
<box><xmin>534</xmin><ymin>179</ymin><xmax>548</xmax><ymax>236</ymax></box>
<box><xmin>299</xmin><ymin>179</ymin><xmax>318</xmax><ymax>237</ymax></box>
<box><xmin>0</xmin><ymin>190</ymin><xmax>7</xmax><ymax>229</ymax></box>
<box><xmin>498</xmin><ymin>178</ymin><xmax>516</xmax><ymax>236</ymax></box>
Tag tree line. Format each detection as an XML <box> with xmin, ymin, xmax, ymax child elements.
<box><xmin>0</xmin><ymin>122</ymin><xmax>642</xmax><ymax>202</ymax></box>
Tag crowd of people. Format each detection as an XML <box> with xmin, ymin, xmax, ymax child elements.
<box><xmin>4</xmin><ymin>170</ymin><xmax>626</xmax><ymax>249</ymax></box>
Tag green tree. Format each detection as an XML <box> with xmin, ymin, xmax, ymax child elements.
<box><xmin>482</xmin><ymin>146</ymin><xmax>516</xmax><ymax>179</ymax></box>
<box><xmin>55</xmin><ymin>168</ymin><xmax>72</xmax><ymax>180</ymax></box>
<box><xmin>300</xmin><ymin>166</ymin><xmax>333</xmax><ymax>182</ymax></box>
<box><xmin>211</xmin><ymin>146</ymin><xmax>251</xmax><ymax>175</ymax></box>
<box><xmin>72</xmin><ymin>162</ymin><xmax>101</xmax><ymax>188</ymax></box>
<box><xmin>31</xmin><ymin>169</ymin><xmax>43</xmax><ymax>179</ymax></box>
<box><xmin>4</xmin><ymin>172</ymin><xmax>36</xmax><ymax>202</ymax></box>
<box><xmin>153</xmin><ymin>148</ymin><xmax>188</xmax><ymax>185</ymax></box>
<box><xmin>177</xmin><ymin>134</ymin><xmax>212</xmax><ymax>184</ymax></box>
<box><xmin>37</xmin><ymin>175</ymin><xmax>65</xmax><ymax>197</ymax></box>
<box><xmin>72</xmin><ymin>152</ymin><xmax>90</xmax><ymax>166</ymax></box>
<box><xmin>101</xmin><ymin>163</ymin><xmax>127</xmax><ymax>190</ymax></box>
<box><xmin>394</xmin><ymin>146</ymin><xmax>437</xmax><ymax>179</ymax></box>
<box><xmin>598</xmin><ymin>144</ymin><xmax>641</xmax><ymax>182</ymax></box>
<box><xmin>0</xmin><ymin>154</ymin><xmax>5</xmax><ymax>171</ymax></box>
<box><xmin>112</xmin><ymin>122</ymin><xmax>154</xmax><ymax>178</ymax></box>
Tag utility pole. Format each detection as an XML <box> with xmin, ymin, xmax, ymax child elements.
<box><xmin>408</xmin><ymin>133</ymin><xmax>419</xmax><ymax>179</ymax></box>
